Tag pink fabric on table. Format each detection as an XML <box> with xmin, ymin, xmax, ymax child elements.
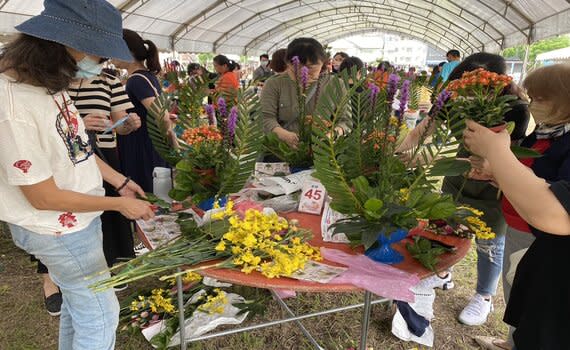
<box><xmin>233</xmin><ymin>200</ymin><xmax>265</xmax><ymax>216</ymax></box>
<box><xmin>321</xmin><ymin>247</ymin><xmax>420</xmax><ymax>303</ymax></box>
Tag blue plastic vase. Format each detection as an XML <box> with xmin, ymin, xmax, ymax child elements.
<box><xmin>290</xmin><ymin>166</ymin><xmax>311</xmax><ymax>174</ymax></box>
<box><xmin>365</xmin><ymin>228</ymin><xmax>408</xmax><ymax>264</ymax></box>
<box><xmin>198</xmin><ymin>196</ymin><xmax>227</xmax><ymax>211</ymax></box>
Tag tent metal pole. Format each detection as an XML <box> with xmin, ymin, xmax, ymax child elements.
<box><xmin>520</xmin><ymin>43</ymin><xmax>531</xmax><ymax>83</ymax></box>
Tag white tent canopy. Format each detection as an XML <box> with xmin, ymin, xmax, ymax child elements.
<box><xmin>1</xmin><ymin>0</ymin><xmax>570</xmax><ymax>55</ymax></box>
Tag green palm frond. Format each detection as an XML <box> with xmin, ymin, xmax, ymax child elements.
<box><xmin>217</xmin><ymin>89</ymin><xmax>264</xmax><ymax>197</ymax></box>
<box><xmin>146</xmin><ymin>93</ymin><xmax>181</xmax><ymax>166</ymax></box>
<box><xmin>406</xmin><ymin>105</ymin><xmax>469</xmax><ymax>190</ymax></box>
<box><xmin>175</xmin><ymin>75</ymin><xmax>212</xmax><ymax>130</ymax></box>
<box><xmin>312</xmin><ymin>71</ymin><xmax>365</xmax><ymax>215</ymax></box>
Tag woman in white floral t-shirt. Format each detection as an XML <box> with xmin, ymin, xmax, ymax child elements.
<box><xmin>0</xmin><ymin>1</ymin><xmax>154</xmax><ymax>349</ymax></box>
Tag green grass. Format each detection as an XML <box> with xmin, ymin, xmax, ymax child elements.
<box><xmin>0</xmin><ymin>223</ymin><xmax>506</xmax><ymax>350</ymax></box>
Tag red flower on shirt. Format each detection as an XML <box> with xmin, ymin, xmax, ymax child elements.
<box><xmin>58</xmin><ymin>212</ymin><xmax>77</xmax><ymax>228</ymax></box>
<box><xmin>13</xmin><ymin>160</ymin><xmax>32</xmax><ymax>174</ymax></box>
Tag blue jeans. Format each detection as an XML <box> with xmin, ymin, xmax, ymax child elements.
<box><xmin>441</xmin><ymin>176</ymin><xmax>507</xmax><ymax>296</ymax></box>
<box><xmin>475</xmin><ymin>232</ymin><xmax>506</xmax><ymax>296</ymax></box>
<box><xmin>9</xmin><ymin>218</ymin><xmax>119</xmax><ymax>350</ymax></box>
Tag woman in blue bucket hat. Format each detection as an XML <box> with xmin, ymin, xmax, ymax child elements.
<box><xmin>0</xmin><ymin>1</ymin><xmax>155</xmax><ymax>349</ymax></box>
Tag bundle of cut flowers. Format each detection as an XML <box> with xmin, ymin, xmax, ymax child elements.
<box><xmin>415</xmin><ymin>205</ymin><xmax>495</xmax><ymax>240</ymax></box>
<box><xmin>90</xmin><ymin>201</ymin><xmax>321</xmax><ymax>292</ymax></box>
<box><xmin>120</xmin><ymin>271</ymin><xmax>264</xmax><ymax>350</ymax></box>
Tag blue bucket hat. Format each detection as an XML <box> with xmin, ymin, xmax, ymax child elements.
<box><xmin>15</xmin><ymin>0</ymin><xmax>133</xmax><ymax>62</ymax></box>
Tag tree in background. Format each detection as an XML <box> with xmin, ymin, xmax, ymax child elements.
<box><xmin>502</xmin><ymin>35</ymin><xmax>570</xmax><ymax>66</ymax></box>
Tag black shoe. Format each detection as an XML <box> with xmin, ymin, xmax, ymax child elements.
<box><xmin>44</xmin><ymin>291</ymin><xmax>62</xmax><ymax>317</ymax></box>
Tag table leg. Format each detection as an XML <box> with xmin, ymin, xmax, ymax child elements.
<box><xmin>359</xmin><ymin>291</ymin><xmax>373</xmax><ymax>350</ymax></box>
<box><xmin>176</xmin><ymin>268</ymin><xmax>186</xmax><ymax>350</ymax></box>
<box><xmin>271</xmin><ymin>290</ymin><xmax>325</xmax><ymax>350</ymax></box>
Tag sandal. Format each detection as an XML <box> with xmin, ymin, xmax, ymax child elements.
<box><xmin>44</xmin><ymin>289</ymin><xmax>62</xmax><ymax>317</ymax></box>
<box><xmin>474</xmin><ymin>336</ymin><xmax>511</xmax><ymax>350</ymax></box>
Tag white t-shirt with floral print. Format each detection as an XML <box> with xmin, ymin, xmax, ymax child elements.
<box><xmin>0</xmin><ymin>74</ymin><xmax>104</xmax><ymax>235</ymax></box>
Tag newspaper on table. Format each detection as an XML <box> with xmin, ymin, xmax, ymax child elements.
<box><xmin>254</xmin><ymin>162</ymin><xmax>291</xmax><ymax>177</ymax></box>
<box><xmin>136</xmin><ymin>207</ymin><xmax>225</xmax><ymax>249</ymax></box>
<box><xmin>289</xmin><ymin>260</ymin><xmax>347</xmax><ymax>284</ymax></box>
<box><xmin>251</xmin><ymin>170</ymin><xmax>313</xmax><ymax>195</ymax></box>
<box><xmin>232</xmin><ymin>170</ymin><xmax>313</xmax><ymax>212</ymax></box>
<box><xmin>321</xmin><ymin>200</ymin><xmax>351</xmax><ymax>243</ymax></box>
<box><xmin>136</xmin><ymin>213</ymin><xmax>181</xmax><ymax>249</ymax></box>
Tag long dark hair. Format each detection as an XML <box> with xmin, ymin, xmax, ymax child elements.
<box><xmin>122</xmin><ymin>29</ymin><xmax>161</xmax><ymax>74</ymax></box>
<box><xmin>448</xmin><ymin>52</ymin><xmax>506</xmax><ymax>81</ymax></box>
<box><xmin>0</xmin><ymin>34</ymin><xmax>77</xmax><ymax>93</ymax></box>
<box><xmin>213</xmin><ymin>55</ymin><xmax>237</xmax><ymax>72</ymax></box>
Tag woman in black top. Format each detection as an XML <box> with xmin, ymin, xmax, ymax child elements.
<box><xmin>397</xmin><ymin>53</ymin><xmax>530</xmax><ymax>327</ymax></box>
<box><xmin>464</xmin><ymin>119</ymin><xmax>570</xmax><ymax>350</ymax></box>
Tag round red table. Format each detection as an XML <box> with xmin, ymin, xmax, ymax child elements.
<box><xmin>191</xmin><ymin>212</ymin><xmax>471</xmax><ymax>292</ymax></box>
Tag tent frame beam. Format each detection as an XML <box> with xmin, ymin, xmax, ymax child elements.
<box><xmin>243</xmin><ymin>8</ymin><xmax>481</xmax><ymax>55</ymax></box>
<box><xmin>212</xmin><ymin>0</ymin><xmax>502</xmax><ymax>53</ymax></box>
<box><xmin>263</xmin><ymin>19</ymin><xmax>469</xmax><ymax>54</ymax></box>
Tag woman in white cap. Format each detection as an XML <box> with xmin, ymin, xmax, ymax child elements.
<box><xmin>0</xmin><ymin>0</ymin><xmax>154</xmax><ymax>349</ymax></box>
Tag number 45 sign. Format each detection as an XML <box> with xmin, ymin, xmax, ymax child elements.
<box><xmin>298</xmin><ymin>180</ymin><xmax>327</xmax><ymax>215</ymax></box>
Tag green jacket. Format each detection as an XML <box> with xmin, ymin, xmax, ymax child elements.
<box><xmin>261</xmin><ymin>73</ymin><xmax>351</xmax><ymax>134</ymax></box>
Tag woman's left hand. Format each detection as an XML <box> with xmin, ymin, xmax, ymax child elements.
<box><xmin>463</xmin><ymin>119</ymin><xmax>510</xmax><ymax>157</ymax></box>
<box><xmin>118</xmin><ymin>179</ymin><xmax>145</xmax><ymax>198</ymax></box>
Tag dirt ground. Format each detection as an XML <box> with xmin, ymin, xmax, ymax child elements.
<box><xmin>0</xmin><ymin>222</ymin><xmax>507</xmax><ymax>350</ymax></box>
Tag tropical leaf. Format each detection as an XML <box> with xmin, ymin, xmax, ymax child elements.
<box><xmin>311</xmin><ymin>71</ymin><xmax>365</xmax><ymax>216</ymax></box>
<box><xmin>146</xmin><ymin>93</ymin><xmax>182</xmax><ymax>166</ymax></box>
<box><xmin>217</xmin><ymin>88</ymin><xmax>264</xmax><ymax>197</ymax></box>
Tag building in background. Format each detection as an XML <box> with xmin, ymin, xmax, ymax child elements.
<box><xmin>328</xmin><ymin>33</ymin><xmax>441</xmax><ymax>69</ymax></box>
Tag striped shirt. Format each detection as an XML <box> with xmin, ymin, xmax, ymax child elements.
<box><xmin>68</xmin><ymin>74</ymin><xmax>134</xmax><ymax>148</ymax></box>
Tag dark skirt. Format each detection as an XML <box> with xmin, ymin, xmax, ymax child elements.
<box><xmin>117</xmin><ymin>126</ymin><xmax>168</xmax><ymax>193</ymax></box>
<box><xmin>99</xmin><ymin>147</ymin><xmax>135</xmax><ymax>267</ymax></box>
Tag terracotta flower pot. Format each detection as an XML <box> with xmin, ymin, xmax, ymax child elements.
<box><xmin>488</xmin><ymin>123</ymin><xmax>507</xmax><ymax>133</ymax></box>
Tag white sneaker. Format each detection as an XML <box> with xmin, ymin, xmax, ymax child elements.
<box><xmin>134</xmin><ymin>242</ymin><xmax>149</xmax><ymax>256</ymax></box>
<box><xmin>459</xmin><ymin>294</ymin><xmax>493</xmax><ymax>326</ymax></box>
<box><xmin>421</xmin><ymin>271</ymin><xmax>455</xmax><ymax>290</ymax></box>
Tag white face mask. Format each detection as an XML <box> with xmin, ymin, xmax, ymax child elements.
<box><xmin>75</xmin><ymin>56</ymin><xmax>104</xmax><ymax>79</ymax></box>
<box><xmin>529</xmin><ymin>101</ymin><xmax>565</xmax><ymax>125</ymax></box>
<box><xmin>260</xmin><ymin>60</ymin><xmax>269</xmax><ymax>67</ymax></box>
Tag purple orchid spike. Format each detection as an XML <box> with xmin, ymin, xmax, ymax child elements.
<box><xmin>217</xmin><ymin>97</ymin><xmax>227</xmax><ymax>117</ymax></box>
<box><xmin>291</xmin><ymin>56</ymin><xmax>301</xmax><ymax>67</ymax></box>
<box><xmin>386</xmin><ymin>73</ymin><xmax>400</xmax><ymax>107</ymax></box>
<box><xmin>398</xmin><ymin>80</ymin><xmax>411</xmax><ymax>118</ymax></box>
<box><xmin>430</xmin><ymin>89</ymin><xmax>452</xmax><ymax>118</ymax></box>
<box><xmin>368</xmin><ymin>82</ymin><xmax>380</xmax><ymax>106</ymax></box>
<box><xmin>300</xmin><ymin>66</ymin><xmax>309</xmax><ymax>90</ymax></box>
<box><xmin>204</xmin><ymin>104</ymin><xmax>216</xmax><ymax>126</ymax></box>
<box><xmin>227</xmin><ymin>106</ymin><xmax>238</xmax><ymax>140</ymax></box>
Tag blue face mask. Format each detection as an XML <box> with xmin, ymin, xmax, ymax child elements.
<box><xmin>75</xmin><ymin>56</ymin><xmax>104</xmax><ymax>79</ymax></box>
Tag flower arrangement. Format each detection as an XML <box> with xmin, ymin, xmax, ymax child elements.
<box><xmin>146</xmin><ymin>86</ymin><xmax>264</xmax><ymax>207</ymax></box>
<box><xmin>90</xmin><ymin>202</ymin><xmax>321</xmax><ymax>291</ymax></box>
<box><xmin>445</xmin><ymin>68</ymin><xmax>517</xmax><ymax>128</ymax></box>
<box><xmin>310</xmin><ymin>68</ymin><xmax>489</xmax><ymax>265</ymax></box>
